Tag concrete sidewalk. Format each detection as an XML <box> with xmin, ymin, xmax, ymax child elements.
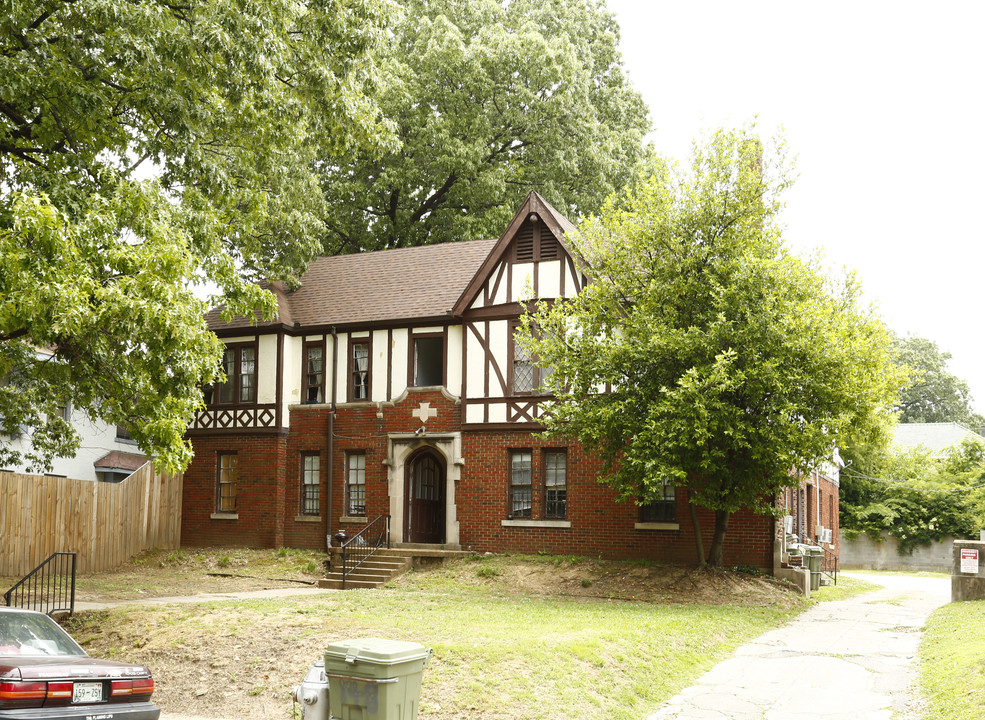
<box><xmin>645</xmin><ymin>572</ymin><xmax>950</xmax><ymax>720</ymax></box>
<box><xmin>74</xmin><ymin>586</ymin><xmax>331</xmax><ymax>613</ymax></box>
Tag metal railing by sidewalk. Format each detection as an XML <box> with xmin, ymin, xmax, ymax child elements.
<box><xmin>334</xmin><ymin>515</ymin><xmax>390</xmax><ymax>589</ymax></box>
<box><xmin>820</xmin><ymin>545</ymin><xmax>839</xmax><ymax>586</ymax></box>
<box><xmin>4</xmin><ymin>552</ymin><xmax>77</xmax><ymax>617</ymax></box>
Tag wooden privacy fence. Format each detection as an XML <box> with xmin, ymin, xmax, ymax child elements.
<box><xmin>0</xmin><ymin>464</ymin><xmax>182</xmax><ymax>576</ymax></box>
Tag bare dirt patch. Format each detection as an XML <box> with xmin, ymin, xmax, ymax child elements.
<box><xmin>48</xmin><ymin>550</ymin><xmax>802</xmax><ymax>720</ymax></box>
<box><xmin>444</xmin><ymin>554</ymin><xmax>797</xmax><ymax>606</ymax></box>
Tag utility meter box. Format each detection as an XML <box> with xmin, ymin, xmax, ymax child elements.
<box><xmin>324</xmin><ymin>638</ymin><xmax>431</xmax><ymax>720</ymax></box>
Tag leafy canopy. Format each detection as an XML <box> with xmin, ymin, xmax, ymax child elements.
<box><xmin>522</xmin><ymin>127</ymin><xmax>906</xmax><ymax>564</ymax></box>
<box><xmin>1</xmin><ymin>0</ymin><xmax>395</xmax><ymax>472</ymax></box>
<box><xmin>840</xmin><ymin>438</ymin><xmax>985</xmax><ymax>553</ymax></box>
<box><xmin>891</xmin><ymin>334</ymin><xmax>984</xmax><ymax>427</ymax></box>
<box><xmin>320</xmin><ymin>0</ymin><xmax>650</xmax><ymax>253</ymax></box>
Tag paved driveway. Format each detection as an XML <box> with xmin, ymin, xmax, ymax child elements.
<box><xmin>645</xmin><ymin>572</ymin><xmax>950</xmax><ymax>720</ymax></box>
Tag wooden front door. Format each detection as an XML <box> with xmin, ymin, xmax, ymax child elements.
<box><xmin>407</xmin><ymin>452</ymin><xmax>445</xmax><ymax>544</ymax></box>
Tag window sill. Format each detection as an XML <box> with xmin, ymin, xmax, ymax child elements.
<box><xmin>295</xmin><ymin>515</ymin><xmax>321</xmax><ymax>523</ymax></box>
<box><xmin>501</xmin><ymin>519</ymin><xmax>571</xmax><ymax>529</ymax></box>
<box><xmin>634</xmin><ymin>522</ymin><xmax>679</xmax><ymax>531</ymax></box>
<box><xmin>211</xmin><ymin>512</ymin><xmax>238</xmax><ymax>521</ymax></box>
<box><xmin>339</xmin><ymin>516</ymin><xmax>367</xmax><ymax>524</ymax></box>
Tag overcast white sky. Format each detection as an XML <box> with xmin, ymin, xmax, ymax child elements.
<box><xmin>606</xmin><ymin>0</ymin><xmax>985</xmax><ymax>413</ymax></box>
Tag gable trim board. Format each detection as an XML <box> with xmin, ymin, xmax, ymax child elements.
<box><xmin>181</xmin><ymin>193</ymin><xmax>833</xmax><ymax>571</ymax></box>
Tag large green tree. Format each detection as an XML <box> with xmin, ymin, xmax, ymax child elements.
<box><xmin>891</xmin><ymin>334</ymin><xmax>984</xmax><ymax>427</ymax></box>
<box><xmin>840</xmin><ymin>438</ymin><xmax>985</xmax><ymax>553</ymax></box>
<box><xmin>1</xmin><ymin>0</ymin><xmax>394</xmax><ymax>473</ymax></box>
<box><xmin>320</xmin><ymin>0</ymin><xmax>650</xmax><ymax>253</ymax></box>
<box><xmin>522</xmin><ymin>128</ymin><xmax>905</xmax><ymax>567</ymax></box>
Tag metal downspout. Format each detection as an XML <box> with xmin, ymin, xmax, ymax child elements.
<box><xmin>325</xmin><ymin>328</ymin><xmax>338</xmax><ymax>553</ymax></box>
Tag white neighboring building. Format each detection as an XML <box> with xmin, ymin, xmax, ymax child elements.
<box><xmin>1</xmin><ymin>404</ymin><xmax>146</xmax><ymax>482</ymax></box>
<box><xmin>892</xmin><ymin>422</ymin><xmax>984</xmax><ymax>458</ymax></box>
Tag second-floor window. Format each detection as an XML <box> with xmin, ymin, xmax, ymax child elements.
<box><xmin>511</xmin><ymin>321</ymin><xmax>550</xmax><ymax>395</ymax></box>
<box><xmin>303</xmin><ymin>343</ymin><xmax>324</xmax><ymax>404</ymax></box>
<box><xmin>216</xmin><ymin>344</ymin><xmax>257</xmax><ymax>404</ymax></box>
<box><xmin>350</xmin><ymin>339</ymin><xmax>370</xmax><ymax>400</ymax></box>
<box><xmin>412</xmin><ymin>335</ymin><xmax>444</xmax><ymax>387</ymax></box>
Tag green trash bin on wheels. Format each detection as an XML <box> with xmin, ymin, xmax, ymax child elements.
<box><xmin>805</xmin><ymin>546</ymin><xmax>823</xmax><ymax>591</ymax></box>
<box><xmin>324</xmin><ymin>638</ymin><xmax>432</xmax><ymax>720</ymax></box>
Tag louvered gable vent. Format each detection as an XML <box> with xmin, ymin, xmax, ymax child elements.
<box><xmin>513</xmin><ymin>222</ymin><xmax>535</xmax><ymax>262</ymax></box>
<box><xmin>539</xmin><ymin>234</ymin><xmax>560</xmax><ymax>260</ymax></box>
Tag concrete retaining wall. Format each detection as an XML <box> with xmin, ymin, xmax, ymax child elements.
<box><xmin>953</xmin><ymin>540</ymin><xmax>985</xmax><ymax>601</ymax></box>
<box><xmin>840</xmin><ymin>532</ymin><xmax>957</xmax><ymax>572</ymax></box>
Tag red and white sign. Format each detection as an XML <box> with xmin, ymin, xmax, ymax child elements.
<box><xmin>960</xmin><ymin>548</ymin><xmax>979</xmax><ymax>574</ymax></box>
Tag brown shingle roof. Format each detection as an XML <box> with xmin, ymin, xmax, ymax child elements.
<box><xmin>206</xmin><ymin>238</ymin><xmax>498</xmax><ymax>331</ymax></box>
<box><xmin>93</xmin><ymin>451</ymin><xmax>147</xmax><ymax>472</ymax></box>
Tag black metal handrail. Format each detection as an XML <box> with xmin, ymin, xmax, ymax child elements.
<box><xmin>335</xmin><ymin>515</ymin><xmax>390</xmax><ymax>589</ymax></box>
<box><xmin>820</xmin><ymin>544</ymin><xmax>839</xmax><ymax>586</ymax></box>
<box><xmin>4</xmin><ymin>552</ymin><xmax>77</xmax><ymax>617</ymax></box>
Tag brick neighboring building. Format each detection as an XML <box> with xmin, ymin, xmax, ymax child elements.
<box><xmin>181</xmin><ymin>192</ymin><xmax>839</xmax><ymax>571</ymax></box>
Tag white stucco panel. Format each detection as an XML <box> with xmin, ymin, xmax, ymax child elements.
<box><xmin>285</xmin><ymin>335</ymin><xmax>303</xmax><ymax>407</ymax></box>
<box><xmin>390</xmin><ymin>329</ymin><xmax>409</xmax><ymax>399</ymax></box>
<box><xmin>511</xmin><ymin>262</ymin><xmax>535</xmax><ymax>302</ymax></box>
<box><xmin>446</xmin><ymin>325</ymin><xmax>463</xmax><ymax>396</ymax></box>
<box><xmin>488</xmin><ymin>319</ymin><xmax>509</xmax><ymax>398</ymax></box>
<box><xmin>487</xmin><ymin>402</ymin><xmax>507</xmax><ymax>423</ymax></box>
<box><xmin>491</xmin><ymin>263</ymin><xmax>508</xmax><ymax>306</ymax></box>
<box><xmin>538</xmin><ymin>260</ymin><xmax>561</xmax><ymax>299</ymax></box>
<box><xmin>465</xmin><ymin>403</ymin><xmax>484</xmax><ymax>424</ymax></box>
<box><xmin>335</xmin><ymin>332</ymin><xmax>350</xmax><ymax>403</ymax></box>
<box><xmin>371</xmin><ymin>330</ymin><xmax>389</xmax><ymax>402</ymax></box>
<box><xmin>465</xmin><ymin>325</ymin><xmax>486</xmax><ymax>399</ymax></box>
<box><xmin>257</xmin><ymin>334</ymin><xmax>279</xmax><ymax>404</ymax></box>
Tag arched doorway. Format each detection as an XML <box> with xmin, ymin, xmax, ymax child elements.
<box><xmin>405</xmin><ymin>450</ymin><xmax>445</xmax><ymax>543</ymax></box>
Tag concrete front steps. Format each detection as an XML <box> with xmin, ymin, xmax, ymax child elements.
<box><xmin>318</xmin><ymin>552</ymin><xmax>411</xmax><ymax>590</ymax></box>
<box><xmin>318</xmin><ymin>544</ymin><xmax>474</xmax><ymax>590</ymax></box>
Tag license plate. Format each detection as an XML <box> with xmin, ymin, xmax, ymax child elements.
<box><xmin>73</xmin><ymin>682</ymin><xmax>103</xmax><ymax>703</ymax></box>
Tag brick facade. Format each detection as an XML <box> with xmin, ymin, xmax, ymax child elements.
<box><xmin>183</xmin><ymin>390</ymin><xmax>777</xmax><ymax>569</ymax></box>
<box><xmin>180</xmin><ymin>193</ymin><xmax>834</xmax><ymax>571</ymax></box>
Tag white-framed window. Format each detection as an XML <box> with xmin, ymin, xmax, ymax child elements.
<box><xmin>509</xmin><ymin>450</ymin><xmax>532</xmax><ymax>518</ymax></box>
<box><xmin>543</xmin><ymin>450</ymin><xmax>567</xmax><ymax>519</ymax></box>
<box><xmin>300</xmin><ymin>452</ymin><xmax>320</xmax><ymax>515</ymax></box>
<box><xmin>346</xmin><ymin>452</ymin><xmax>366</xmax><ymax>516</ymax></box>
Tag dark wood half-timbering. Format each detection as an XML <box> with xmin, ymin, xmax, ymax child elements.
<box><xmin>179</xmin><ymin>191</ymin><xmax>821</xmax><ymax>573</ymax></box>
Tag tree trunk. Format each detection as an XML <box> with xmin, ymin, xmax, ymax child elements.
<box><xmin>706</xmin><ymin>510</ymin><xmax>731</xmax><ymax>567</ymax></box>
<box><xmin>689</xmin><ymin>500</ymin><xmax>706</xmax><ymax>568</ymax></box>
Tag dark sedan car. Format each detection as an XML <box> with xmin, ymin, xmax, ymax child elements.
<box><xmin>0</xmin><ymin>607</ymin><xmax>160</xmax><ymax>720</ymax></box>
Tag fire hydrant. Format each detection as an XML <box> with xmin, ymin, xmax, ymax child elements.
<box><xmin>291</xmin><ymin>658</ymin><xmax>331</xmax><ymax>720</ymax></box>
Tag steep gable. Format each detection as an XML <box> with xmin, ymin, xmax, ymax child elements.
<box><xmin>453</xmin><ymin>192</ymin><xmax>585</xmax><ymax>316</ymax></box>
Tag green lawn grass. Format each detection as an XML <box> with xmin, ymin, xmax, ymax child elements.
<box><xmin>809</xmin><ymin>574</ymin><xmax>882</xmax><ymax>602</ymax></box>
<box><xmin>920</xmin><ymin>599</ymin><xmax>985</xmax><ymax>720</ymax></box>
<box><xmin>64</xmin><ymin>556</ymin><xmax>813</xmax><ymax>720</ymax></box>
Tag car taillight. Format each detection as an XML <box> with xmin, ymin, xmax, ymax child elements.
<box><xmin>111</xmin><ymin>678</ymin><xmax>154</xmax><ymax>699</ymax></box>
<box><xmin>46</xmin><ymin>682</ymin><xmax>74</xmax><ymax>700</ymax></box>
<box><xmin>132</xmin><ymin>677</ymin><xmax>154</xmax><ymax>698</ymax></box>
<box><xmin>0</xmin><ymin>680</ymin><xmax>47</xmax><ymax>707</ymax></box>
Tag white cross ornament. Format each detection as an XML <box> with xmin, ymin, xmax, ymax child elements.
<box><xmin>412</xmin><ymin>402</ymin><xmax>438</xmax><ymax>424</ymax></box>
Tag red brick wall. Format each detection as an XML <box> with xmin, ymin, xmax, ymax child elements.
<box><xmin>184</xmin><ymin>391</ymin><xmax>777</xmax><ymax>569</ymax></box>
<box><xmin>458</xmin><ymin>430</ymin><xmax>775</xmax><ymax>569</ymax></box>
<box><xmin>779</xmin><ymin>471</ymin><xmax>841</xmax><ymax>555</ymax></box>
<box><xmin>181</xmin><ymin>432</ymin><xmax>288</xmax><ymax>547</ymax></box>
